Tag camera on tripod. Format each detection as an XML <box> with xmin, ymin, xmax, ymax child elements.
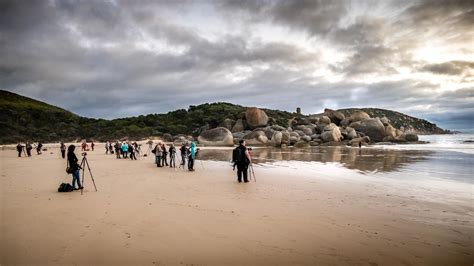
<box><xmin>82</xmin><ymin>152</ymin><xmax>87</xmax><ymax>156</ymax></box>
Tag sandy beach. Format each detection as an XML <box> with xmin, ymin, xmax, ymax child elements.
<box><xmin>0</xmin><ymin>143</ymin><xmax>472</xmax><ymax>265</ymax></box>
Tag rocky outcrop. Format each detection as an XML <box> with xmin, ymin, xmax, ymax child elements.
<box><xmin>319</xmin><ymin>115</ymin><xmax>331</xmax><ymax>125</ymax></box>
<box><xmin>350</xmin><ymin>118</ymin><xmax>386</xmax><ymax>142</ymax></box>
<box><xmin>404</xmin><ymin>133</ymin><xmax>419</xmax><ymax>142</ymax></box>
<box><xmin>321</xmin><ymin>123</ymin><xmax>343</xmax><ymax>143</ymax></box>
<box><xmin>231</xmin><ymin>119</ymin><xmax>246</xmax><ymax>133</ymax></box>
<box><xmin>385</xmin><ymin>125</ymin><xmax>397</xmax><ymax>139</ymax></box>
<box><xmin>246</xmin><ymin>107</ymin><xmax>269</xmax><ymax>129</ymax></box>
<box><xmin>324</xmin><ymin>108</ymin><xmax>345</xmax><ymax>125</ymax></box>
<box><xmin>220</xmin><ymin>118</ymin><xmax>235</xmax><ymax>131</ymax></box>
<box><xmin>243</xmin><ymin>130</ymin><xmax>269</xmax><ymax>145</ymax></box>
<box><xmin>197</xmin><ymin>127</ymin><xmax>234</xmax><ymax>146</ymax></box>
<box><xmin>270</xmin><ymin>131</ymin><xmax>283</xmax><ymax>147</ymax></box>
<box><xmin>350</xmin><ymin>110</ymin><xmax>370</xmax><ymax>122</ymax></box>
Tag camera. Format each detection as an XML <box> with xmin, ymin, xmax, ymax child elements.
<box><xmin>82</xmin><ymin>152</ymin><xmax>87</xmax><ymax>156</ymax></box>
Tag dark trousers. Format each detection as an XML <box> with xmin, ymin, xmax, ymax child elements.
<box><xmin>17</xmin><ymin>150</ymin><xmax>22</xmax><ymax>157</ymax></box>
<box><xmin>61</xmin><ymin>150</ymin><xmax>65</xmax><ymax>159</ymax></box>
<box><xmin>169</xmin><ymin>154</ymin><xmax>176</xmax><ymax>167</ymax></box>
<box><xmin>130</xmin><ymin>152</ymin><xmax>136</xmax><ymax>160</ymax></box>
<box><xmin>162</xmin><ymin>153</ymin><xmax>168</xmax><ymax>166</ymax></box>
<box><xmin>188</xmin><ymin>157</ymin><xmax>194</xmax><ymax>170</ymax></box>
<box><xmin>156</xmin><ymin>155</ymin><xmax>162</xmax><ymax>167</ymax></box>
<box><xmin>116</xmin><ymin>149</ymin><xmax>121</xmax><ymax>158</ymax></box>
<box><xmin>237</xmin><ymin>164</ymin><xmax>249</xmax><ymax>182</ymax></box>
<box><xmin>181</xmin><ymin>154</ymin><xmax>186</xmax><ymax>165</ymax></box>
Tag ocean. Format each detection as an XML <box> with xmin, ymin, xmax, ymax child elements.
<box><xmin>198</xmin><ymin>134</ymin><xmax>474</xmax><ymax>185</ymax></box>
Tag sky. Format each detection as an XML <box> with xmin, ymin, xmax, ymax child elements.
<box><xmin>0</xmin><ymin>0</ymin><xmax>473</xmax><ymax>130</ymax></box>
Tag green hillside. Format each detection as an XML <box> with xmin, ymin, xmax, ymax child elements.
<box><xmin>337</xmin><ymin>108</ymin><xmax>446</xmax><ymax>134</ymax></box>
<box><xmin>0</xmin><ymin>90</ymin><xmax>446</xmax><ymax>144</ymax></box>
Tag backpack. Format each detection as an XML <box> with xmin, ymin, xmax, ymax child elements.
<box><xmin>58</xmin><ymin>183</ymin><xmax>73</xmax><ymax>192</ymax></box>
<box><xmin>151</xmin><ymin>146</ymin><xmax>157</xmax><ymax>154</ymax></box>
<box><xmin>232</xmin><ymin>146</ymin><xmax>247</xmax><ymax>165</ymax></box>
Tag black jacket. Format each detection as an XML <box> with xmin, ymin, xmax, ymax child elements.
<box><xmin>67</xmin><ymin>151</ymin><xmax>80</xmax><ymax>171</ymax></box>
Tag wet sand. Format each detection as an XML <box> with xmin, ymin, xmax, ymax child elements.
<box><xmin>0</xmin><ymin>144</ymin><xmax>472</xmax><ymax>265</ymax></box>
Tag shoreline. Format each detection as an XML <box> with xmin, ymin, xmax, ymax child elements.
<box><xmin>1</xmin><ymin>148</ymin><xmax>472</xmax><ymax>265</ymax></box>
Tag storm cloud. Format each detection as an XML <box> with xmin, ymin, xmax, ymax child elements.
<box><xmin>0</xmin><ymin>0</ymin><xmax>473</xmax><ymax>130</ymax></box>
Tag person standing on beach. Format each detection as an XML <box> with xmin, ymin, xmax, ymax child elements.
<box><xmin>91</xmin><ymin>141</ymin><xmax>95</xmax><ymax>151</ymax></box>
<box><xmin>188</xmin><ymin>142</ymin><xmax>196</xmax><ymax>171</ymax></box>
<box><xmin>36</xmin><ymin>142</ymin><xmax>43</xmax><ymax>155</ymax></box>
<box><xmin>16</xmin><ymin>143</ymin><xmax>23</xmax><ymax>157</ymax></box>
<box><xmin>155</xmin><ymin>143</ymin><xmax>162</xmax><ymax>167</ymax></box>
<box><xmin>109</xmin><ymin>142</ymin><xmax>114</xmax><ymax>154</ymax></box>
<box><xmin>161</xmin><ymin>143</ymin><xmax>169</xmax><ymax>166</ymax></box>
<box><xmin>67</xmin><ymin>145</ymin><xmax>83</xmax><ymax>190</ymax></box>
<box><xmin>115</xmin><ymin>141</ymin><xmax>121</xmax><ymax>158</ymax></box>
<box><xmin>169</xmin><ymin>144</ymin><xmax>176</xmax><ymax>168</ymax></box>
<box><xmin>105</xmin><ymin>141</ymin><xmax>109</xmax><ymax>154</ymax></box>
<box><xmin>129</xmin><ymin>142</ymin><xmax>137</xmax><ymax>160</ymax></box>
<box><xmin>235</xmin><ymin>140</ymin><xmax>252</xmax><ymax>183</ymax></box>
<box><xmin>180</xmin><ymin>143</ymin><xmax>187</xmax><ymax>167</ymax></box>
<box><xmin>122</xmin><ymin>142</ymin><xmax>128</xmax><ymax>158</ymax></box>
<box><xmin>26</xmin><ymin>142</ymin><xmax>33</xmax><ymax>157</ymax></box>
<box><xmin>60</xmin><ymin>142</ymin><xmax>66</xmax><ymax>159</ymax></box>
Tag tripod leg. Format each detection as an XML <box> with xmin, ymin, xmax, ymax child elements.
<box><xmin>80</xmin><ymin>158</ymin><xmax>86</xmax><ymax>195</ymax></box>
<box><xmin>85</xmin><ymin>158</ymin><xmax>98</xmax><ymax>192</ymax></box>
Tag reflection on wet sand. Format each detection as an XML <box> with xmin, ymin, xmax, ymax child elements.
<box><xmin>197</xmin><ymin>147</ymin><xmax>434</xmax><ymax>173</ymax></box>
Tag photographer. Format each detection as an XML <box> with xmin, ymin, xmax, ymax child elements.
<box><xmin>188</xmin><ymin>142</ymin><xmax>196</xmax><ymax>171</ymax></box>
<box><xmin>16</xmin><ymin>143</ymin><xmax>23</xmax><ymax>157</ymax></box>
<box><xmin>67</xmin><ymin>145</ymin><xmax>83</xmax><ymax>190</ymax></box>
<box><xmin>179</xmin><ymin>143</ymin><xmax>187</xmax><ymax>167</ymax></box>
<box><xmin>235</xmin><ymin>140</ymin><xmax>252</xmax><ymax>183</ymax></box>
<box><xmin>60</xmin><ymin>142</ymin><xmax>66</xmax><ymax>159</ymax></box>
<box><xmin>169</xmin><ymin>144</ymin><xmax>176</xmax><ymax>168</ymax></box>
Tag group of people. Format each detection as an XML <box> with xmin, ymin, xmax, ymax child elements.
<box><xmin>111</xmin><ymin>141</ymin><xmax>140</xmax><ymax>160</ymax></box>
<box><xmin>16</xmin><ymin>142</ymin><xmax>43</xmax><ymax>157</ymax></box>
<box><xmin>152</xmin><ymin>142</ymin><xmax>197</xmax><ymax>171</ymax></box>
<box><xmin>16</xmin><ymin>137</ymin><xmax>254</xmax><ymax>191</ymax></box>
<box><xmin>81</xmin><ymin>141</ymin><xmax>95</xmax><ymax>151</ymax></box>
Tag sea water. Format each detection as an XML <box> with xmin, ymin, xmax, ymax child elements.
<box><xmin>198</xmin><ymin>134</ymin><xmax>474</xmax><ymax>185</ymax></box>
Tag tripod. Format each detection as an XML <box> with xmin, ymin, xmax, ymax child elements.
<box><xmin>249</xmin><ymin>164</ymin><xmax>256</xmax><ymax>182</ymax></box>
<box><xmin>79</xmin><ymin>153</ymin><xmax>98</xmax><ymax>195</ymax></box>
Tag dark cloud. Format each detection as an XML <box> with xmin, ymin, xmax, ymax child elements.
<box><xmin>419</xmin><ymin>61</ymin><xmax>474</xmax><ymax>76</ymax></box>
<box><xmin>0</xmin><ymin>0</ymin><xmax>472</xmax><ymax>130</ymax></box>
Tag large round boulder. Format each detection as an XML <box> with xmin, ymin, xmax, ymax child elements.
<box><xmin>324</xmin><ymin>108</ymin><xmax>345</xmax><ymax>125</ymax></box>
<box><xmin>281</xmin><ymin>131</ymin><xmax>290</xmax><ymax>145</ymax></box>
<box><xmin>349</xmin><ymin>118</ymin><xmax>386</xmax><ymax>142</ymax></box>
<box><xmin>341</xmin><ymin>127</ymin><xmax>357</xmax><ymax>140</ymax></box>
<box><xmin>198</xmin><ymin>127</ymin><xmax>234</xmax><ymax>146</ymax></box>
<box><xmin>246</xmin><ymin>107</ymin><xmax>269</xmax><ymax>129</ymax></box>
<box><xmin>231</xmin><ymin>119</ymin><xmax>247</xmax><ymax>133</ymax></box>
<box><xmin>270</xmin><ymin>131</ymin><xmax>283</xmax><ymax>147</ymax></box>
<box><xmin>319</xmin><ymin>115</ymin><xmax>331</xmax><ymax>125</ymax></box>
<box><xmin>350</xmin><ymin>110</ymin><xmax>370</xmax><ymax>122</ymax></box>
<box><xmin>321</xmin><ymin>123</ymin><xmax>343</xmax><ymax>143</ymax></box>
<box><xmin>385</xmin><ymin>125</ymin><xmax>397</xmax><ymax>139</ymax></box>
<box><xmin>220</xmin><ymin>118</ymin><xmax>235</xmax><ymax>131</ymax></box>
<box><xmin>243</xmin><ymin>130</ymin><xmax>269</xmax><ymax>145</ymax></box>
